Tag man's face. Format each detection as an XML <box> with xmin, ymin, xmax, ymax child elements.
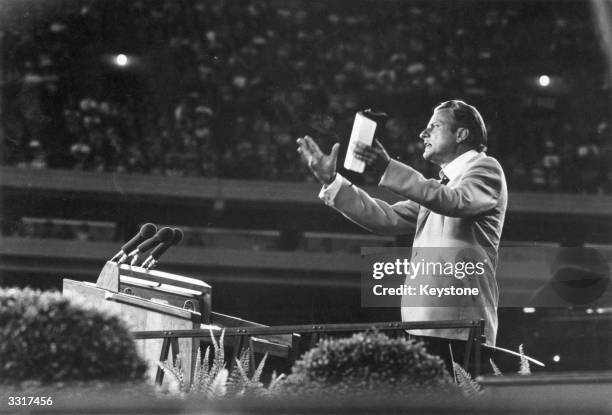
<box><xmin>419</xmin><ymin>109</ymin><xmax>459</xmax><ymax>165</ymax></box>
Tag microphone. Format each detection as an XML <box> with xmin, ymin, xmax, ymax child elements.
<box><xmin>120</xmin><ymin>227</ymin><xmax>174</xmax><ymax>265</ymax></box>
<box><xmin>110</xmin><ymin>223</ymin><xmax>157</xmax><ymax>262</ymax></box>
<box><xmin>142</xmin><ymin>228</ymin><xmax>184</xmax><ymax>270</ymax></box>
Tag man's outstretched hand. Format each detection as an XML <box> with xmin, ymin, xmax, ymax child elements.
<box><xmin>353</xmin><ymin>139</ymin><xmax>391</xmax><ymax>177</ymax></box>
<box><xmin>297</xmin><ymin>136</ymin><xmax>340</xmax><ymax>185</ymax></box>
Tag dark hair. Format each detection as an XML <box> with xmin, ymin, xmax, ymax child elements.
<box><xmin>434</xmin><ymin>100</ymin><xmax>487</xmax><ymax>152</ymax></box>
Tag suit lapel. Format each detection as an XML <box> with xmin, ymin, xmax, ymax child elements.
<box><xmin>416</xmin><ymin>153</ymin><xmax>485</xmax><ymax>235</ymax></box>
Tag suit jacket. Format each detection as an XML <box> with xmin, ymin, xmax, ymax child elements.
<box><xmin>320</xmin><ymin>152</ymin><xmax>507</xmax><ymax>345</ymax></box>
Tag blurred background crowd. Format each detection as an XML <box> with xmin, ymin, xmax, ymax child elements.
<box><xmin>1</xmin><ymin>0</ymin><xmax>610</xmax><ymax>192</ymax></box>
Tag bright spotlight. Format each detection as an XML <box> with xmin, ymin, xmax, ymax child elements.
<box><xmin>538</xmin><ymin>75</ymin><xmax>551</xmax><ymax>87</ymax></box>
<box><xmin>552</xmin><ymin>354</ymin><xmax>561</xmax><ymax>363</ymax></box>
<box><xmin>522</xmin><ymin>307</ymin><xmax>536</xmax><ymax>314</ymax></box>
<box><xmin>115</xmin><ymin>54</ymin><xmax>128</xmax><ymax>67</ymax></box>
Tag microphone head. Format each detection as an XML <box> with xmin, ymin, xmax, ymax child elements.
<box><xmin>140</xmin><ymin>223</ymin><xmax>157</xmax><ymax>239</ymax></box>
<box><xmin>120</xmin><ymin>222</ymin><xmax>158</xmax><ymax>253</ymax></box>
<box><xmin>172</xmin><ymin>228</ymin><xmax>184</xmax><ymax>245</ymax></box>
<box><xmin>157</xmin><ymin>227</ymin><xmax>175</xmax><ymax>244</ymax></box>
<box><xmin>134</xmin><ymin>226</ymin><xmax>174</xmax><ymax>254</ymax></box>
<box><xmin>148</xmin><ymin>228</ymin><xmax>183</xmax><ymax>261</ymax></box>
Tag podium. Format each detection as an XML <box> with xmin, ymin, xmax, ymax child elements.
<box><xmin>63</xmin><ymin>262</ymin><xmax>296</xmax><ymax>384</ymax></box>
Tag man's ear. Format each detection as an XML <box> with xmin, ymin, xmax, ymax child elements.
<box><xmin>456</xmin><ymin>127</ymin><xmax>469</xmax><ymax>143</ymax></box>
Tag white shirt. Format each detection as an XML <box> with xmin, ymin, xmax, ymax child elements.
<box><xmin>439</xmin><ymin>149</ymin><xmax>479</xmax><ymax>182</ymax></box>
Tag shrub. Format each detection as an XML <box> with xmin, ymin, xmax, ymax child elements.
<box><xmin>280</xmin><ymin>330</ymin><xmax>452</xmax><ymax>397</ymax></box>
<box><xmin>0</xmin><ymin>287</ymin><xmax>147</xmax><ymax>384</ymax></box>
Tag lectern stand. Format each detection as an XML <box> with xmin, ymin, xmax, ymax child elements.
<box><xmin>63</xmin><ymin>261</ymin><xmax>212</xmax><ymax>382</ymax></box>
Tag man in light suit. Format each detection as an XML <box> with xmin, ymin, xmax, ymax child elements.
<box><xmin>297</xmin><ymin>100</ymin><xmax>507</xmax><ymax>366</ymax></box>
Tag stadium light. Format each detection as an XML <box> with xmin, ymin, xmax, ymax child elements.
<box><xmin>538</xmin><ymin>75</ymin><xmax>551</xmax><ymax>87</ymax></box>
<box><xmin>115</xmin><ymin>54</ymin><xmax>129</xmax><ymax>67</ymax></box>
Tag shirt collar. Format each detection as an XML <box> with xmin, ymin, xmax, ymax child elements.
<box><xmin>440</xmin><ymin>149</ymin><xmax>479</xmax><ymax>181</ymax></box>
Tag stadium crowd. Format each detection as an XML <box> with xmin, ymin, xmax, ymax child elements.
<box><xmin>1</xmin><ymin>0</ymin><xmax>610</xmax><ymax>193</ymax></box>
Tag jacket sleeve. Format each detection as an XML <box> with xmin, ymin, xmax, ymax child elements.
<box><xmin>320</xmin><ymin>175</ymin><xmax>418</xmax><ymax>235</ymax></box>
<box><xmin>379</xmin><ymin>157</ymin><xmax>503</xmax><ymax>218</ymax></box>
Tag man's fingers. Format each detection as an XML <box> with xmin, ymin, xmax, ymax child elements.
<box><xmin>354</xmin><ymin>143</ymin><xmax>381</xmax><ymax>165</ymax></box>
<box><xmin>296</xmin><ymin>137</ymin><xmax>308</xmax><ymax>151</ymax></box>
<box><xmin>355</xmin><ymin>142</ymin><xmax>379</xmax><ymax>154</ymax></box>
<box><xmin>330</xmin><ymin>143</ymin><xmax>340</xmax><ymax>161</ymax></box>
<box><xmin>297</xmin><ymin>137</ymin><xmax>315</xmax><ymax>159</ymax></box>
<box><xmin>374</xmin><ymin>139</ymin><xmax>389</xmax><ymax>157</ymax></box>
<box><xmin>304</xmin><ymin>136</ymin><xmax>323</xmax><ymax>157</ymax></box>
<box><xmin>353</xmin><ymin>152</ymin><xmax>372</xmax><ymax>163</ymax></box>
<box><xmin>354</xmin><ymin>145</ymin><xmax>376</xmax><ymax>158</ymax></box>
<box><xmin>296</xmin><ymin>137</ymin><xmax>305</xmax><ymax>152</ymax></box>
<box><xmin>299</xmin><ymin>136</ymin><xmax>340</xmax><ymax>167</ymax></box>
<box><xmin>297</xmin><ymin>146</ymin><xmax>308</xmax><ymax>163</ymax></box>
<box><xmin>353</xmin><ymin>151</ymin><xmax>370</xmax><ymax>162</ymax></box>
<box><xmin>304</xmin><ymin>136</ymin><xmax>322</xmax><ymax>157</ymax></box>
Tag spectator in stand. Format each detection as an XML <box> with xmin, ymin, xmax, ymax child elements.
<box><xmin>74</xmin><ymin>222</ymin><xmax>91</xmax><ymax>241</ymax></box>
<box><xmin>0</xmin><ymin>0</ymin><xmax>608</xmax><ymax>193</ymax></box>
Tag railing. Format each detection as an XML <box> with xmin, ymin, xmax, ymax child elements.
<box><xmin>3</xmin><ymin>166</ymin><xmax>612</xmax><ymax>215</ymax></box>
<box><xmin>132</xmin><ymin>319</ymin><xmax>486</xmax><ymax>384</ymax></box>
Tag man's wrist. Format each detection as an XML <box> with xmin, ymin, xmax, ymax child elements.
<box><xmin>373</xmin><ymin>158</ymin><xmax>391</xmax><ymax>178</ymax></box>
<box><xmin>324</xmin><ymin>172</ymin><xmax>337</xmax><ymax>186</ymax></box>
<box><xmin>377</xmin><ymin>158</ymin><xmax>396</xmax><ymax>186</ymax></box>
<box><xmin>318</xmin><ymin>173</ymin><xmax>345</xmax><ymax>206</ymax></box>
<box><xmin>382</xmin><ymin>157</ymin><xmax>391</xmax><ymax>172</ymax></box>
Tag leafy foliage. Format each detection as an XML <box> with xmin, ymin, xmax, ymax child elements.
<box><xmin>158</xmin><ymin>329</ymin><xmax>281</xmax><ymax>399</ymax></box>
<box><xmin>452</xmin><ymin>362</ymin><xmax>483</xmax><ymax>399</ymax></box>
<box><xmin>233</xmin><ymin>348</ymin><xmax>270</xmax><ymax>396</ymax></box>
<box><xmin>518</xmin><ymin>344</ymin><xmax>531</xmax><ymax>375</ymax></box>
<box><xmin>455</xmin><ymin>344</ymin><xmax>534</xmax><ymax>397</ymax></box>
<box><xmin>0</xmin><ymin>287</ymin><xmax>147</xmax><ymax>384</ymax></box>
<box><xmin>280</xmin><ymin>330</ymin><xmax>452</xmax><ymax>397</ymax></box>
<box><xmin>489</xmin><ymin>358</ymin><xmax>503</xmax><ymax>376</ymax></box>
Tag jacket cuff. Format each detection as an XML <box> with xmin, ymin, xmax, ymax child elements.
<box><xmin>318</xmin><ymin>174</ymin><xmax>349</xmax><ymax>206</ymax></box>
<box><xmin>379</xmin><ymin>159</ymin><xmax>414</xmax><ymax>188</ymax></box>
